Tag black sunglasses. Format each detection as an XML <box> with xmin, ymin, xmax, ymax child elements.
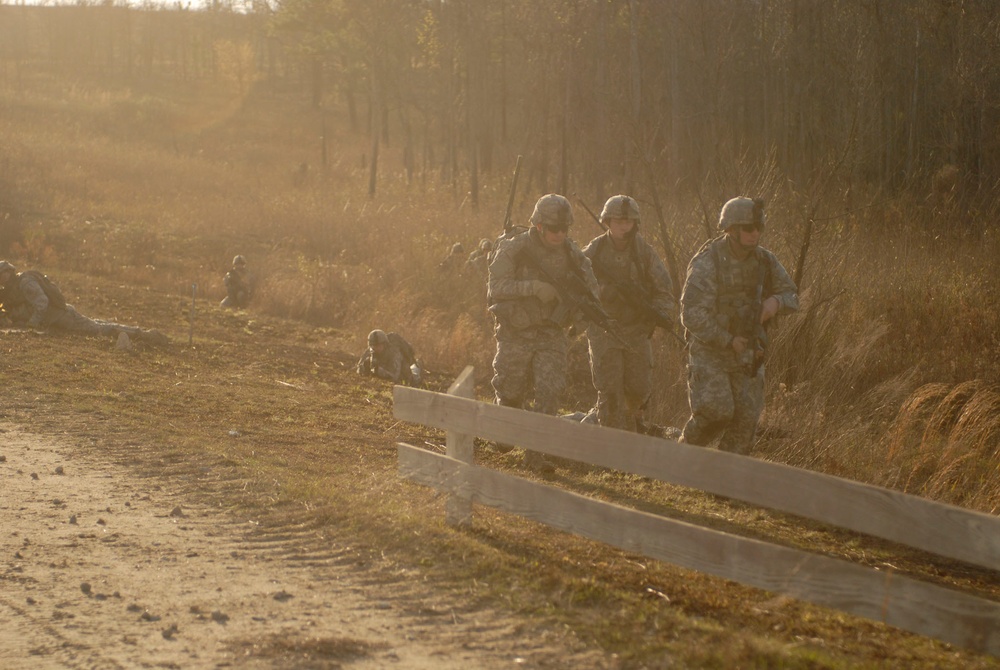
<box><xmin>543</xmin><ymin>223</ymin><xmax>570</xmax><ymax>234</ymax></box>
<box><xmin>735</xmin><ymin>223</ymin><xmax>762</xmax><ymax>233</ymax></box>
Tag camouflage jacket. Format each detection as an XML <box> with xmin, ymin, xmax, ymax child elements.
<box><xmin>582</xmin><ymin>231</ymin><xmax>675</xmax><ymax>334</ymax></box>
<box><xmin>681</xmin><ymin>235</ymin><xmax>798</xmax><ymax>359</ymax></box>
<box><xmin>487</xmin><ymin>228</ymin><xmax>598</xmax><ymax>338</ymax></box>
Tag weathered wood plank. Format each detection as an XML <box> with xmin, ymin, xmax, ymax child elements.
<box><xmin>444</xmin><ymin>366</ymin><xmax>475</xmax><ymax>526</ymax></box>
<box><xmin>398</xmin><ymin>443</ymin><xmax>1000</xmax><ymax>657</ymax></box>
<box><xmin>393</xmin><ymin>387</ymin><xmax>1000</xmax><ymax>571</ymax></box>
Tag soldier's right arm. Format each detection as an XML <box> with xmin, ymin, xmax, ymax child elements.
<box><xmin>679</xmin><ymin>252</ymin><xmax>731</xmax><ymax>349</ymax></box>
<box><xmin>356</xmin><ymin>350</ymin><xmax>374</xmax><ymax>376</ymax></box>
<box><xmin>640</xmin><ymin>241</ymin><xmax>677</xmax><ymax>316</ymax></box>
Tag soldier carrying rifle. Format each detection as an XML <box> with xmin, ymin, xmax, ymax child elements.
<box><xmin>487</xmin><ymin>193</ymin><xmax>601</xmax><ymax>474</ymax></box>
<box><xmin>582</xmin><ymin>195</ymin><xmax>677</xmax><ymax>433</ymax></box>
<box><xmin>678</xmin><ymin>197</ymin><xmax>798</xmax><ymax>455</ymax></box>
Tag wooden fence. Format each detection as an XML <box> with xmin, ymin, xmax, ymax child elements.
<box><xmin>393</xmin><ymin>366</ymin><xmax>1000</xmax><ymax>657</ymax></box>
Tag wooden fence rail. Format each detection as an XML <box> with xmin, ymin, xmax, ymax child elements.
<box><xmin>393</xmin><ymin>367</ymin><xmax>1000</xmax><ymax>657</ymax></box>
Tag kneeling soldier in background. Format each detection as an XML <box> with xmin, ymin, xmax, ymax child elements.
<box><xmin>356</xmin><ymin>329</ymin><xmax>420</xmax><ymax>386</ymax></box>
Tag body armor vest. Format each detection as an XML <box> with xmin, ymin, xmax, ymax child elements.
<box><xmin>515</xmin><ymin>243</ymin><xmax>579</xmax><ymax>327</ymax></box>
<box><xmin>711</xmin><ymin>240</ymin><xmax>768</xmax><ymax>335</ymax></box>
<box><xmin>589</xmin><ymin>236</ymin><xmax>646</xmax><ymax>324</ymax></box>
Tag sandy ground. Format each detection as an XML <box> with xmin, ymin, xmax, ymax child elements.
<box><xmin>0</xmin><ymin>424</ymin><xmax>612</xmax><ymax>669</ymax></box>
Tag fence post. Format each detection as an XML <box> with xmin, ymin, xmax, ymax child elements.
<box><xmin>445</xmin><ymin>366</ymin><xmax>475</xmax><ymax>527</ymax></box>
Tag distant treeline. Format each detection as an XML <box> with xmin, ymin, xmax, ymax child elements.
<box><xmin>3</xmin><ymin>1</ymin><xmax>998</xmax><ymax>213</ymax></box>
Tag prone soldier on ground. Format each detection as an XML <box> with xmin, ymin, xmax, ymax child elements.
<box><xmin>487</xmin><ymin>193</ymin><xmax>600</xmax><ymax>473</ymax></box>
<box><xmin>220</xmin><ymin>255</ymin><xmax>254</xmax><ymax>309</ymax></box>
<box><xmin>0</xmin><ymin>261</ymin><xmax>169</xmax><ymax>347</ymax></box>
<box><xmin>437</xmin><ymin>242</ymin><xmax>466</xmax><ymax>274</ymax></box>
<box><xmin>463</xmin><ymin>238</ymin><xmax>494</xmax><ymax>278</ymax></box>
<box><xmin>678</xmin><ymin>197</ymin><xmax>798</xmax><ymax>454</ymax></box>
<box><xmin>583</xmin><ymin>195</ymin><xmax>677</xmax><ymax>433</ymax></box>
<box><xmin>356</xmin><ymin>329</ymin><xmax>421</xmax><ymax>386</ymax></box>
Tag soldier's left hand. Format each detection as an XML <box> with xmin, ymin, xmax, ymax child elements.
<box><xmin>760</xmin><ymin>296</ymin><xmax>781</xmax><ymax>323</ymax></box>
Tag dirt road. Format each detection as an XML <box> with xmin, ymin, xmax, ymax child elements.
<box><xmin>0</xmin><ymin>424</ymin><xmax>611</xmax><ymax>669</ymax></box>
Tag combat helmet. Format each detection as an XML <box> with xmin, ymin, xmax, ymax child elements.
<box><xmin>718</xmin><ymin>197</ymin><xmax>766</xmax><ymax>231</ymax></box>
<box><xmin>367</xmin><ymin>329</ymin><xmax>389</xmax><ymax>348</ymax></box>
<box><xmin>478</xmin><ymin>238</ymin><xmax>492</xmax><ymax>253</ymax></box>
<box><xmin>232</xmin><ymin>254</ymin><xmax>247</xmax><ymax>268</ymax></box>
<box><xmin>0</xmin><ymin>260</ymin><xmax>17</xmax><ymax>276</ymax></box>
<box><xmin>529</xmin><ymin>194</ymin><xmax>573</xmax><ymax>229</ymax></box>
<box><xmin>599</xmin><ymin>195</ymin><xmax>641</xmax><ymax>224</ymax></box>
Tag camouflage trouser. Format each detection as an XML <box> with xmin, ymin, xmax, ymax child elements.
<box><xmin>680</xmin><ymin>345</ymin><xmax>764</xmax><ymax>455</ymax></box>
<box><xmin>587</xmin><ymin>327</ymin><xmax>653</xmax><ymax>431</ymax></box>
<box><xmin>491</xmin><ymin>331</ymin><xmax>568</xmax><ymax>416</ymax></box>
<box><xmin>44</xmin><ymin>305</ymin><xmax>142</xmax><ymax>338</ymax></box>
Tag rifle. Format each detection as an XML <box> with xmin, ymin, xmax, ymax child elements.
<box><xmin>576</xmin><ymin>197</ymin><xmax>605</xmax><ymax>231</ymax></box>
<box><xmin>498</xmin><ymin>155</ymin><xmax>523</xmax><ymax>244</ymax></box>
<box><xmin>743</xmin><ymin>258</ymin><xmax>769</xmax><ymax>376</ymax></box>
<box><xmin>607</xmin><ymin>281</ymin><xmax>686</xmax><ymax>345</ymax></box>
<box><xmin>518</xmin><ymin>247</ymin><xmax>634</xmax><ymax>351</ymax></box>
<box><xmin>357</xmin><ymin>349</ymin><xmax>377</xmax><ymax>377</ymax></box>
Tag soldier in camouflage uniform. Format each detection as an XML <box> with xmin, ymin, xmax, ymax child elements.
<box><xmin>679</xmin><ymin>198</ymin><xmax>798</xmax><ymax>454</ymax></box>
<box><xmin>0</xmin><ymin>261</ymin><xmax>168</xmax><ymax>346</ymax></box>
<box><xmin>221</xmin><ymin>255</ymin><xmax>253</xmax><ymax>309</ymax></box>
<box><xmin>583</xmin><ymin>195</ymin><xmax>676</xmax><ymax>432</ymax></box>
<box><xmin>356</xmin><ymin>329</ymin><xmax>419</xmax><ymax>385</ymax></box>
<box><xmin>437</xmin><ymin>242</ymin><xmax>466</xmax><ymax>274</ymax></box>
<box><xmin>487</xmin><ymin>194</ymin><xmax>599</xmax><ymax>472</ymax></box>
<box><xmin>464</xmin><ymin>238</ymin><xmax>494</xmax><ymax>278</ymax></box>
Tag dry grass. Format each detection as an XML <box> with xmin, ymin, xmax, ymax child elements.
<box><xmin>3</xmin><ymin>52</ymin><xmax>1000</xmax><ymax>668</ymax></box>
<box><xmin>2</xmin><ymin>262</ymin><xmax>998</xmax><ymax>669</ymax></box>
<box><xmin>886</xmin><ymin>381</ymin><xmax>1000</xmax><ymax>511</ymax></box>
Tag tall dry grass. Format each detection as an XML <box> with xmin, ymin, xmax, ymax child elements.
<box><xmin>4</xmin><ymin>66</ymin><xmax>1000</xmax><ymax>513</ymax></box>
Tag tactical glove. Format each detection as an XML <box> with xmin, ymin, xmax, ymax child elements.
<box><xmin>530</xmin><ymin>280</ymin><xmax>559</xmax><ymax>303</ymax></box>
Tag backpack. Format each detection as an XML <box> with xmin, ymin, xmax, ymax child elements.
<box><xmin>21</xmin><ymin>271</ymin><xmax>67</xmax><ymax>310</ymax></box>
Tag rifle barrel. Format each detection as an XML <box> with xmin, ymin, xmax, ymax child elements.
<box><xmin>502</xmin><ymin>155</ymin><xmax>523</xmax><ymax>234</ymax></box>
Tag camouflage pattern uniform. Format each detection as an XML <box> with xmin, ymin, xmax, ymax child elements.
<box><xmin>583</xmin><ymin>213</ymin><xmax>675</xmax><ymax>431</ymax></box>
<box><xmin>487</xmin><ymin>197</ymin><xmax>598</xmax><ymax>417</ymax></box>
<box><xmin>0</xmin><ymin>265</ymin><xmax>167</xmax><ymax>345</ymax></box>
<box><xmin>221</xmin><ymin>255</ymin><xmax>253</xmax><ymax>309</ymax></box>
<box><xmin>356</xmin><ymin>329</ymin><xmax>417</xmax><ymax>385</ymax></box>
<box><xmin>679</xmin><ymin>199</ymin><xmax>798</xmax><ymax>454</ymax></box>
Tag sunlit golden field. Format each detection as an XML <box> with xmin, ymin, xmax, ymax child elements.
<box><xmin>3</xmin><ymin>8</ymin><xmax>1000</xmax><ymax>519</ymax></box>
<box><xmin>0</xmin><ymin>0</ymin><xmax>1000</xmax><ymax>524</ymax></box>
<box><xmin>4</xmin><ymin>7</ymin><xmax>1000</xmax><ymax>667</ymax></box>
